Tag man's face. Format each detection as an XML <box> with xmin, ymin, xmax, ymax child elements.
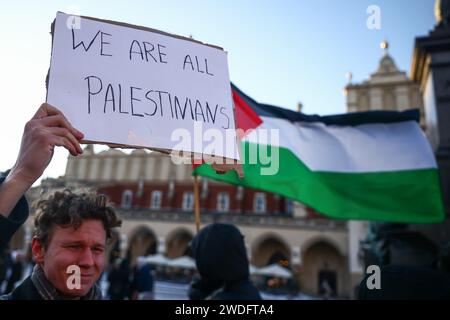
<box><xmin>33</xmin><ymin>219</ymin><xmax>106</xmax><ymax>298</ymax></box>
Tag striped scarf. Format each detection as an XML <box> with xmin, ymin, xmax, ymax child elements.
<box><xmin>31</xmin><ymin>264</ymin><xmax>102</xmax><ymax>300</ymax></box>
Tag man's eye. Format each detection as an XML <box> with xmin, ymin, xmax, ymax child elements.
<box><xmin>93</xmin><ymin>248</ymin><xmax>104</xmax><ymax>253</ymax></box>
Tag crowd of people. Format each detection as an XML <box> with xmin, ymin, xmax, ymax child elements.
<box><xmin>2</xmin><ymin>103</ymin><xmax>450</xmax><ymax>300</ymax></box>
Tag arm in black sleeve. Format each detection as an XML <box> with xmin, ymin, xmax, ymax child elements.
<box><xmin>0</xmin><ymin>174</ymin><xmax>29</xmax><ymax>251</ymax></box>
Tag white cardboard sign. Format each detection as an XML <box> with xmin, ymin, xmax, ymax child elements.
<box><xmin>47</xmin><ymin>12</ymin><xmax>238</xmax><ymax>160</ymax></box>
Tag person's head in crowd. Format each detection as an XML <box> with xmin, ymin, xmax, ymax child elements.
<box><xmin>188</xmin><ymin>223</ymin><xmax>261</xmax><ymax>300</ymax></box>
<box><xmin>31</xmin><ymin>190</ymin><xmax>121</xmax><ymax>298</ymax></box>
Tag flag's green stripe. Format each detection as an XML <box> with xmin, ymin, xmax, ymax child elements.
<box><xmin>193</xmin><ymin>142</ymin><xmax>444</xmax><ymax>223</ymax></box>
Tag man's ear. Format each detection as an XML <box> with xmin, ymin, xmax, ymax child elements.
<box><xmin>31</xmin><ymin>236</ymin><xmax>45</xmax><ymax>264</ymax></box>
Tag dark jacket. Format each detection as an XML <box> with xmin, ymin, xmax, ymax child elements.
<box><xmin>0</xmin><ymin>173</ymin><xmax>29</xmax><ymax>253</ymax></box>
<box><xmin>5</xmin><ymin>259</ymin><xmax>24</xmax><ymax>294</ymax></box>
<box><xmin>0</xmin><ymin>172</ymin><xmax>31</xmax><ymax>300</ymax></box>
<box><xmin>137</xmin><ymin>263</ymin><xmax>154</xmax><ymax>293</ymax></box>
<box><xmin>188</xmin><ymin>223</ymin><xmax>261</xmax><ymax>300</ymax></box>
<box><xmin>0</xmin><ymin>276</ymin><xmax>42</xmax><ymax>300</ymax></box>
<box><xmin>107</xmin><ymin>263</ymin><xmax>130</xmax><ymax>300</ymax></box>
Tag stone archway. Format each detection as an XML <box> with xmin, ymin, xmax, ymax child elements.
<box><xmin>251</xmin><ymin>233</ymin><xmax>291</xmax><ymax>267</ymax></box>
<box><xmin>165</xmin><ymin>228</ymin><xmax>194</xmax><ymax>259</ymax></box>
<box><xmin>300</xmin><ymin>240</ymin><xmax>347</xmax><ymax>298</ymax></box>
<box><xmin>127</xmin><ymin>225</ymin><xmax>158</xmax><ymax>266</ymax></box>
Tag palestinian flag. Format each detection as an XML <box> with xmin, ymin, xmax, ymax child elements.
<box><xmin>193</xmin><ymin>83</ymin><xmax>445</xmax><ymax>223</ymax></box>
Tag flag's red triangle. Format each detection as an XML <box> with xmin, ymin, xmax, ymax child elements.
<box><xmin>232</xmin><ymin>87</ymin><xmax>263</xmax><ymax>137</ymax></box>
<box><xmin>192</xmin><ymin>84</ymin><xmax>263</xmax><ymax>169</ymax></box>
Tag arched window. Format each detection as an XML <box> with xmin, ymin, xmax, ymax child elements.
<box><xmin>253</xmin><ymin>192</ymin><xmax>266</xmax><ymax>213</ymax></box>
<box><xmin>150</xmin><ymin>190</ymin><xmax>162</xmax><ymax>209</ymax></box>
<box><xmin>182</xmin><ymin>192</ymin><xmax>194</xmax><ymax>211</ymax></box>
<box><xmin>217</xmin><ymin>192</ymin><xmax>230</xmax><ymax>212</ymax></box>
<box><xmin>121</xmin><ymin>190</ymin><xmax>133</xmax><ymax>209</ymax></box>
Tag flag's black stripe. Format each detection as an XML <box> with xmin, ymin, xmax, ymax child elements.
<box><xmin>231</xmin><ymin>83</ymin><xmax>420</xmax><ymax>126</ymax></box>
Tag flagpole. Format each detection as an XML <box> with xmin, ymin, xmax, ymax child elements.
<box><xmin>194</xmin><ymin>174</ymin><xmax>201</xmax><ymax>232</ymax></box>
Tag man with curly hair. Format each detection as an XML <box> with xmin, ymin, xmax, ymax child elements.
<box><xmin>0</xmin><ymin>103</ymin><xmax>122</xmax><ymax>300</ymax></box>
<box><xmin>1</xmin><ymin>190</ymin><xmax>121</xmax><ymax>300</ymax></box>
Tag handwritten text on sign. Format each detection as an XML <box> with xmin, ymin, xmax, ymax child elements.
<box><xmin>47</xmin><ymin>12</ymin><xmax>238</xmax><ymax>160</ymax></box>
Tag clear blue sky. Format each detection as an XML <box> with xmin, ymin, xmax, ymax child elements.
<box><xmin>0</xmin><ymin>0</ymin><xmax>436</xmax><ymax>182</ymax></box>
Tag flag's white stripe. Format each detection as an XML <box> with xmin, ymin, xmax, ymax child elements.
<box><xmin>243</xmin><ymin>116</ymin><xmax>437</xmax><ymax>173</ymax></box>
